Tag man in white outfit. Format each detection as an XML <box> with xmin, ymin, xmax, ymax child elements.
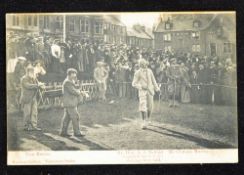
<box><xmin>132</xmin><ymin>58</ymin><xmax>160</xmax><ymax>129</ymax></box>
<box><xmin>94</xmin><ymin>61</ymin><xmax>109</xmax><ymax>101</ymax></box>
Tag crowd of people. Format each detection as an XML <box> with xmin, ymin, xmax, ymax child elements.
<box><xmin>7</xmin><ymin>32</ymin><xmax>237</xmax><ymax>109</ymax></box>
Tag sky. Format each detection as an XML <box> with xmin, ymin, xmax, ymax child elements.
<box><xmin>120</xmin><ymin>13</ymin><xmax>160</xmax><ymax>28</ymax></box>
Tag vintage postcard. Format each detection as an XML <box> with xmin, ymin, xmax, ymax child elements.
<box><xmin>6</xmin><ymin>11</ymin><xmax>237</xmax><ymax>165</ymax></box>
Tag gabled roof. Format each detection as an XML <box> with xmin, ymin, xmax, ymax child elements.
<box><xmin>145</xmin><ymin>28</ymin><xmax>154</xmax><ymax>39</ymax></box>
<box><xmin>127</xmin><ymin>26</ymin><xmax>153</xmax><ymax>39</ymax></box>
<box><xmin>154</xmin><ymin>14</ymin><xmax>217</xmax><ymax>32</ymax></box>
<box><xmin>103</xmin><ymin>15</ymin><xmax>126</xmax><ymax>26</ymax></box>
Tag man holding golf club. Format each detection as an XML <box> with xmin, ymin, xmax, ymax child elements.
<box><xmin>132</xmin><ymin>58</ymin><xmax>160</xmax><ymax>129</ymax></box>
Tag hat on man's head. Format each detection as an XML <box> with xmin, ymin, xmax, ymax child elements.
<box><xmin>96</xmin><ymin>61</ymin><xmax>106</xmax><ymax>66</ymax></box>
<box><xmin>138</xmin><ymin>58</ymin><xmax>148</xmax><ymax>68</ymax></box>
<box><xmin>17</xmin><ymin>56</ymin><xmax>26</xmax><ymax>61</ymax></box>
<box><xmin>67</xmin><ymin>68</ymin><xmax>77</xmax><ymax>75</ymax></box>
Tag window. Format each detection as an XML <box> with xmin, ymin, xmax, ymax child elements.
<box><xmin>223</xmin><ymin>43</ymin><xmax>232</xmax><ymax>53</ymax></box>
<box><xmin>44</xmin><ymin>16</ymin><xmax>49</xmax><ymax>29</ymax></box>
<box><xmin>12</xmin><ymin>16</ymin><xmax>19</xmax><ymax>26</ymax></box>
<box><xmin>192</xmin><ymin>44</ymin><xmax>201</xmax><ymax>52</ymax></box>
<box><xmin>165</xmin><ymin>22</ymin><xmax>171</xmax><ymax>30</ymax></box>
<box><xmin>95</xmin><ymin>21</ymin><xmax>103</xmax><ymax>34</ymax></box>
<box><xmin>28</xmin><ymin>16</ymin><xmax>32</xmax><ymax>26</ymax></box>
<box><xmin>192</xmin><ymin>31</ymin><xmax>200</xmax><ymax>39</ymax></box>
<box><xmin>34</xmin><ymin>16</ymin><xmax>38</xmax><ymax>26</ymax></box>
<box><xmin>69</xmin><ymin>17</ymin><xmax>75</xmax><ymax>32</ymax></box>
<box><xmin>164</xmin><ymin>46</ymin><xmax>172</xmax><ymax>52</ymax></box>
<box><xmin>216</xmin><ymin>27</ymin><xmax>223</xmax><ymax>37</ymax></box>
<box><xmin>56</xmin><ymin>16</ymin><xmax>63</xmax><ymax>30</ymax></box>
<box><xmin>163</xmin><ymin>33</ymin><xmax>171</xmax><ymax>41</ymax></box>
<box><xmin>80</xmin><ymin>18</ymin><xmax>89</xmax><ymax>33</ymax></box>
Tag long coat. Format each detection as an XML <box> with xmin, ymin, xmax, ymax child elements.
<box><xmin>20</xmin><ymin>75</ymin><xmax>39</xmax><ymax>104</ymax></box>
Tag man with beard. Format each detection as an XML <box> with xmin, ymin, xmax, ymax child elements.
<box><xmin>132</xmin><ymin>58</ymin><xmax>160</xmax><ymax>129</ymax></box>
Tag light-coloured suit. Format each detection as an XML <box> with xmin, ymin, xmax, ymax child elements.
<box><xmin>132</xmin><ymin>68</ymin><xmax>160</xmax><ymax>112</ymax></box>
<box><xmin>94</xmin><ymin>67</ymin><xmax>108</xmax><ymax>100</ymax></box>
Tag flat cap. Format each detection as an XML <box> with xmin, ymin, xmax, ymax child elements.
<box><xmin>67</xmin><ymin>68</ymin><xmax>77</xmax><ymax>75</ymax></box>
<box><xmin>17</xmin><ymin>56</ymin><xmax>26</xmax><ymax>61</ymax></box>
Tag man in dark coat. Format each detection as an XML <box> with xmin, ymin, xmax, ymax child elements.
<box><xmin>166</xmin><ymin>58</ymin><xmax>182</xmax><ymax>107</ymax></box>
<box><xmin>20</xmin><ymin>66</ymin><xmax>44</xmax><ymax>131</ymax></box>
<box><xmin>60</xmin><ymin>68</ymin><xmax>89</xmax><ymax>137</ymax></box>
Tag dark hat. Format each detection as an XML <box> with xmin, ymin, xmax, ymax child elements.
<box><xmin>67</xmin><ymin>68</ymin><xmax>77</xmax><ymax>75</ymax></box>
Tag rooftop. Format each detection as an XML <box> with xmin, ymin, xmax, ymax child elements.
<box><xmin>153</xmin><ymin>14</ymin><xmax>235</xmax><ymax>32</ymax></box>
<box><xmin>127</xmin><ymin>25</ymin><xmax>153</xmax><ymax>39</ymax></box>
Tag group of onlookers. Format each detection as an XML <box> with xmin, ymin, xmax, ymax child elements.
<box><xmin>7</xmin><ymin>32</ymin><xmax>237</xmax><ymax>108</ymax></box>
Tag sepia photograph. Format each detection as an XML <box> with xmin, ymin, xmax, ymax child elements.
<box><xmin>6</xmin><ymin>12</ymin><xmax>237</xmax><ymax>165</ymax></box>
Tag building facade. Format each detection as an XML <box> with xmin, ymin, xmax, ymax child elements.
<box><xmin>7</xmin><ymin>14</ymin><xmax>127</xmax><ymax>45</ymax></box>
<box><xmin>153</xmin><ymin>13</ymin><xmax>236</xmax><ymax>59</ymax></box>
<box><xmin>6</xmin><ymin>14</ymin><xmax>40</xmax><ymax>34</ymax></box>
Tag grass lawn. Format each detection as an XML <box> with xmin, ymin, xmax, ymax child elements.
<box><xmin>7</xmin><ymin>98</ymin><xmax>238</xmax><ymax>150</ymax></box>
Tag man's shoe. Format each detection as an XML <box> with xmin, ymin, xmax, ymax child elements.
<box><xmin>60</xmin><ymin>133</ymin><xmax>72</xmax><ymax>137</ymax></box>
<box><xmin>74</xmin><ymin>133</ymin><xmax>85</xmax><ymax>137</ymax></box>
<box><xmin>32</xmin><ymin>127</ymin><xmax>42</xmax><ymax>131</ymax></box>
<box><xmin>141</xmin><ymin>121</ymin><xmax>147</xmax><ymax>130</ymax></box>
<box><xmin>23</xmin><ymin>127</ymin><xmax>31</xmax><ymax>131</ymax></box>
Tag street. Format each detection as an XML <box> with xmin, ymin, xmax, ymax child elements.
<box><xmin>8</xmin><ymin>99</ymin><xmax>238</xmax><ymax>150</ymax></box>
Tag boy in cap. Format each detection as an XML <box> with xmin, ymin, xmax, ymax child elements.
<box><xmin>20</xmin><ymin>66</ymin><xmax>45</xmax><ymax>131</ymax></box>
<box><xmin>60</xmin><ymin>68</ymin><xmax>89</xmax><ymax>137</ymax></box>
<box><xmin>132</xmin><ymin>58</ymin><xmax>160</xmax><ymax>129</ymax></box>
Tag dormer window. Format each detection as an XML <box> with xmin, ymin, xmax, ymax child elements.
<box><xmin>216</xmin><ymin>26</ymin><xmax>223</xmax><ymax>37</ymax></box>
<box><xmin>193</xmin><ymin>20</ymin><xmax>201</xmax><ymax>28</ymax></box>
<box><xmin>165</xmin><ymin>22</ymin><xmax>171</xmax><ymax>30</ymax></box>
<box><xmin>192</xmin><ymin>31</ymin><xmax>200</xmax><ymax>39</ymax></box>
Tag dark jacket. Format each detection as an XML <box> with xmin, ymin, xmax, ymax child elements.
<box><xmin>62</xmin><ymin>78</ymin><xmax>82</xmax><ymax>108</ymax></box>
<box><xmin>20</xmin><ymin>75</ymin><xmax>39</xmax><ymax>104</ymax></box>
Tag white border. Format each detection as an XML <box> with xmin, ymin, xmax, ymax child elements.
<box><xmin>8</xmin><ymin>149</ymin><xmax>238</xmax><ymax>165</ymax></box>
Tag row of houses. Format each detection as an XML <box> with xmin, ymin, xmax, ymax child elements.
<box><xmin>6</xmin><ymin>14</ymin><xmax>153</xmax><ymax>49</ymax></box>
<box><xmin>153</xmin><ymin>13</ymin><xmax>236</xmax><ymax>59</ymax></box>
<box><xmin>6</xmin><ymin>13</ymin><xmax>236</xmax><ymax>59</ymax></box>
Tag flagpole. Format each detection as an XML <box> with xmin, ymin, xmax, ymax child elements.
<box><xmin>63</xmin><ymin>14</ymin><xmax>66</xmax><ymax>42</ymax></box>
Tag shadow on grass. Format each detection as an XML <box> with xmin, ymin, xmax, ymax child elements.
<box><xmin>8</xmin><ymin>119</ymin><xmax>112</xmax><ymax>151</ymax></box>
<box><xmin>147</xmin><ymin>125</ymin><xmax>235</xmax><ymax>148</ymax></box>
<box><xmin>66</xmin><ymin>136</ymin><xmax>113</xmax><ymax>150</ymax></box>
